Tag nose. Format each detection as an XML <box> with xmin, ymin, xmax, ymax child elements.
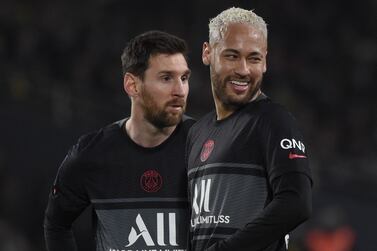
<box><xmin>234</xmin><ymin>59</ymin><xmax>250</xmax><ymax>77</ymax></box>
<box><xmin>172</xmin><ymin>79</ymin><xmax>187</xmax><ymax>97</ymax></box>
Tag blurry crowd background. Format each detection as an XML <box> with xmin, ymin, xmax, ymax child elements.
<box><xmin>1</xmin><ymin>0</ymin><xmax>376</xmax><ymax>250</ymax></box>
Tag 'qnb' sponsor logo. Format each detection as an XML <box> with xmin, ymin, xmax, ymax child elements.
<box><xmin>280</xmin><ymin>138</ymin><xmax>305</xmax><ymax>153</ymax></box>
<box><xmin>191</xmin><ymin>179</ymin><xmax>230</xmax><ymax>227</ymax></box>
<box><xmin>126</xmin><ymin>213</ymin><xmax>178</xmax><ymax>247</ymax></box>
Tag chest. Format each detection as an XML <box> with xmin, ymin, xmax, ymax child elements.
<box><xmin>188</xmin><ymin>118</ymin><xmax>263</xmax><ymax>171</ymax></box>
<box><xmin>84</xmin><ymin>146</ymin><xmax>188</xmax><ymax>199</ymax></box>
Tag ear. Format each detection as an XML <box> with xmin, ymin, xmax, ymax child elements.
<box><xmin>263</xmin><ymin>51</ymin><xmax>268</xmax><ymax>73</ymax></box>
<box><xmin>202</xmin><ymin>42</ymin><xmax>211</xmax><ymax>66</ymax></box>
<box><xmin>123</xmin><ymin>73</ymin><xmax>139</xmax><ymax>97</ymax></box>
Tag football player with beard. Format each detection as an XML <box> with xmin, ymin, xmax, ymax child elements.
<box><xmin>187</xmin><ymin>7</ymin><xmax>312</xmax><ymax>251</ymax></box>
<box><xmin>44</xmin><ymin>31</ymin><xmax>195</xmax><ymax>251</ymax></box>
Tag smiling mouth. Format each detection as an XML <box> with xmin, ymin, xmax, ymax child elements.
<box><xmin>230</xmin><ymin>80</ymin><xmax>249</xmax><ymax>86</ymax></box>
<box><xmin>229</xmin><ymin>80</ymin><xmax>249</xmax><ymax>92</ymax></box>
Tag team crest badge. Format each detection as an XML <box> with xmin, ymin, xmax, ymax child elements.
<box><xmin>200</xmin><ymin>139</ymin><xmax>214</xmax><ymax>162</ymax></box>
<box><xmin>140</xmin><ymin>170</ymin><xmax>163</xmax><ymax>192</ymax></box>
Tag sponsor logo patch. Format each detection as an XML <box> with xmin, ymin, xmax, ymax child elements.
<box><xmin>191</xmin><ymin>178</ymin><xmax>230</xmax><ymax>227</ymax></box>
<box><xmin>126</xmin><ymin>213</ymin><xmax>178</xmax><ymax>248</ymax></box>
<box><xmin>280</xmin><ymin>138</ymin><xmax>306</xmax><ymax>153</ymax></box>
<box><xmin>288</xmin><ymin>153</ymin><xmax>307</xmax><ymax>159</ymax></box>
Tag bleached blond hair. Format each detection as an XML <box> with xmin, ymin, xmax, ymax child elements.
<box><xmin>209</xmin><ymin>7</ymin><xmax>268</xmax><ymax>45</ymax></box>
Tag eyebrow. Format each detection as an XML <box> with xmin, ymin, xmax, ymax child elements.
<box><xmin>184</xmin><ymin>69</ymin><xmax>192</xmax><ymax>76</ymax></box>
<box><xmin>223</xmin><ymin>48</ymin><xmax>264</xmax><ymax>57</ymax></box>
<box><xmin>158</xmin><ymin>69</ymin><xmax>191</xmax><ymax>75</ymax></box>
<box><xmin>223</xmin><ymin>49</ymin><xmax>240</xmax><ymax>54</ymax></box>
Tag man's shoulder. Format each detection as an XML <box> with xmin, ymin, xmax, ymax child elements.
<box><xmin>181</xmin><ymin>114</ymin><xmax>196</xmax><ymax>132</ymax></box>
<box><xmin>70</xmin><ymin>119</ymin><xmax>126</xmax><ymax>158</ymax></box>
<box><xmin>190</xmin><ymin>111</ymin><xmax>214</xmax><ymax>129</ymax></box>
<box><xmin>247</xmin><ymin>97</ymin><xmax>295</xmax><ymax>122</ymax></box>
<box><xmin>246</xmin><ymin>98</ymin><xmax>302</xmax><ymax>135</ymax></box>
<box><xmin>55</xmin><ymin>119</ymin><xmax>127</xmax><ymax>179</ymax></box>
<box><xmin>186</xmin><ymin>111</ymin><xmax>214</xmax><ymax>143</ymax></box>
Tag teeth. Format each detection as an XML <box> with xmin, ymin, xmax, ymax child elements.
<box><xmin>231</xmin><ymin>81</ymin><xmax>248</xmax><ymax>86</ymax></box>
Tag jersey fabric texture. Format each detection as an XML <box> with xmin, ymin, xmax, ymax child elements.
<box><xmin>186</xmin><ymin>94</ymin><xmax>312</xmax><ymax>251</ymax></box>
<box><xmin>44</xmin><ymin>115</ymin><xmax>195</xmax><ymax>251</ymax></box>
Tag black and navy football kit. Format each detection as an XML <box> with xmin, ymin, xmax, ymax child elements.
<box><xmin>44</xmin><ymin>116</ymin><xmax>195</xmax><ymax>251</ymax></box>
<box><xmin>187</xmin><ymin>94</ymin><xmax>312</xmax><ymax>251</ymax></box>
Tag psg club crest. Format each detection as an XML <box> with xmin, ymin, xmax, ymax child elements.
<box><xmin>200</xmin><ymin>139</ymin><xmax>215</xmax><ymax>162</ymax></box>
<box><xmin>140</xmin><ymin>170</ymin><xmax>163</xmax><ymax>192</ymax></box>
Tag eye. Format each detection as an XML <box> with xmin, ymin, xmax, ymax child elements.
<box><xmin>248</xmin><ymin>57</ymin><xmax>262</xmax><ymax>63</ymax></box>
<box><xmin>181</xmin><ymin>74</ymin><xmax>190</xmax><ymax>82</ymax></box>
<box><xmin>224</xmin><ymin>54</ymin><xmax>238</xmax><ymax>60</ymax></box>
<box><xmin>161</xmin><ymin>75</ymin><xmax>172</xmax><ymax>82</ymax></box>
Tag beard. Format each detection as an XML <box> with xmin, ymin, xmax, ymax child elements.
<box><xmin>140</xmin><ymin>88</ymin><xmax>186</xmax><ymax>129</ymax></box>
<box><xmin>210</xmin><ymin>68</ymin><xmax>262</xmax><ymax>110</ymax></box>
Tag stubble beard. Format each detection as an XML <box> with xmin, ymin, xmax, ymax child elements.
<box><xmin>210</xmin><ymin>68</ymin><xmax>262</xmax><ymax>110</ymax></box>
<box><xmin>141</xmin><ymin>89</ymin><xmax>185</xmax><ymax>129</ymax></box>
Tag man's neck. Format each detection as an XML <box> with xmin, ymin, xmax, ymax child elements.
<box><xmin>215</xmin><ymin>90</ymin><xmax>262</xmax><ymax>120</ymax></box>
<box><xmin>125</xmin><ymin>117</ymin><xmax>176</xmax><ymax>148</ymax></box>
<box><xmin>214</xmin><ymin>102</ymin><xmax>237</xmax><ymax>120</ymax></box>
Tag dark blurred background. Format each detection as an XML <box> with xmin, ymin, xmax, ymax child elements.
<box><xmin>1</xmin><ymin>0</ymin><xmax>376</xmax><ymax>250</ymax></box>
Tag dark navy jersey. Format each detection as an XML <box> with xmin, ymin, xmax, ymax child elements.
<box><xmin>45</xmin><ymin>116</ymin><xmax>195</xmax><ymax>251</ymax></box>
<box><xmin>187</xmin><ymin>95</ymin><xmax>312</xmax><ymax>251</ymax></box>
